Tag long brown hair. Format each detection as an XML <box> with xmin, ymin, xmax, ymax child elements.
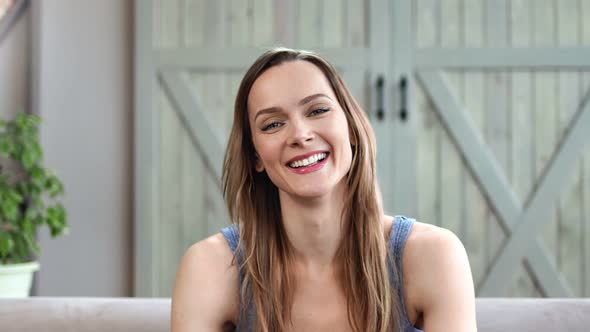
<box><xmin>222</xmin><ymin>47</ymin><xmax>401</xmax><ymax>331</ymax></box>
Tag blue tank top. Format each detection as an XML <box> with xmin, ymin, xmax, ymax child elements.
<box><xmin>220</xmin><ymin>215</ymin><xmax>423</xmax><ymax>332</ymax></box>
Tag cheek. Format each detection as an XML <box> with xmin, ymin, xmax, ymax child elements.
<box><xmin>333</xmin><ymin>116</ymin><xmax>354</xmax><ymax>164</ymax></box>
<box><xmin>333</xmin><ymin>114</ymin><xmax>353</xmax><ymax>146</ymax></box>
<box><xmin>341</xmin><ymin>139</ymin><xmax>354</xmax><ymax>166</ymax></box>
<box><xmin>322</xmin><ymin>120</ymin><xmax>353</xmax><ymax>163</ymax></box>
<box><xmin>253</xmin><ymin>136</ymin><xmax>282</xmax><ymax>167</ymax></box>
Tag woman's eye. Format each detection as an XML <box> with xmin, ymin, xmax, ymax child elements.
<box><xmin>261</xmin><ymin>121</ymin><xmax>282</xmax><ymax>131</ymax></box>
<box><xmin>309</xmin><ymin>107</ymin><xmax>330</xmax><ymax>116</ymax></box>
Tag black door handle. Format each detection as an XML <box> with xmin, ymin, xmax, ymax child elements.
<box><xmin>399</xmin><ymin>76</ymin><xmax>408</xmax><ymax>122</ymax></box>
<box><xmin>376</xmin><ymin>75</ymin><xmax>384</xmax><ymax>121</ymax></box>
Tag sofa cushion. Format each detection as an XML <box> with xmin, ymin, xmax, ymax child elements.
<box><xmin>476</xmin><ymin>298</ymin><xmax>590</xmax><ymax>332</ymax></box>
<box><xmin>0</xmin><ymin>297</ymin><xmax>589</xmax><ymax>331</ymax></box>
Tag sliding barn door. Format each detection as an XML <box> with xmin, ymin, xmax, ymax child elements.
<box><xmin>134</xmin><ymin>0</ymin><xmax>390</xmax><ymax>297</ymax></box>
<box><xmin>411</xmin><ymin>0</ymin><xmax>590</xmax><ymax>297</ymax></box>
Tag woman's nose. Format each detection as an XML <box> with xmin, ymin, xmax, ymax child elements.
<box><xmin>286</xmin><ymin>119</ymin><xmax>314</xmax><ymax>146</ymax></box>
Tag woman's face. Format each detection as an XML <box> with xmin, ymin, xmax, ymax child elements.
<box><xmin>247</xmin><ymin>60</ymin><xmax>353</xmax><ymax>199</ymax></box>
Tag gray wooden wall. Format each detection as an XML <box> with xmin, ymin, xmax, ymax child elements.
<box><xmin>141</xmin><ymin>0</ymin><xmax>590</xmax><ymax>298</ymax></box>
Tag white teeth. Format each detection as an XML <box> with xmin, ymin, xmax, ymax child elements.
<box><xmin>289</xmin><ymin>152</ymin><xmax>327</xmax><ymax>168</ymax></box>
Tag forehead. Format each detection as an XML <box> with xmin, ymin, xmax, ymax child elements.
<box><xmin>247</xmin><ymin>60</ymin><xmax>335</xmax><ymax>114</ymax></box>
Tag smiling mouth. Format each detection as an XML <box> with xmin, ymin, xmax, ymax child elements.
<box><xmin>287</xmin><ymin>152</ymin><xmax>329</xmax><ymax>169</ymax></box>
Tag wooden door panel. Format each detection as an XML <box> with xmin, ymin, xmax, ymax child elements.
<box><xmin>416</xmin><ymin>68</ymin><xmax>590</xmax><ymax>297</ymax></box>
<box><xmin>411</xmin><ymin>0</ymin><xmax>590</xmax><ymax>297</ymax></box>
<box><xmin>138</xmin><ymin>0</ymin><xmax>374</xmax><ymax>296</ymax></box>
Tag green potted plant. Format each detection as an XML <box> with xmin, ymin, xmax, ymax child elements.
<box><xmin>0</xmin><ymin>112</ymin><xmax>67</xmax><ymax>297</ymax></box>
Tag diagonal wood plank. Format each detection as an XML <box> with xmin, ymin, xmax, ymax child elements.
<box><xmin>418</xmin><ymin>70</ymin><xmax>573</xmax><ymax>296</ymax></box>
<box><xmin>478</xmin><ymin>89</ymin><xmax>590</xmax><ymax>296</ymax></box>
<box><xmin>526</xmin><ymin>241</ymin><xmax>574</xmax><ymax>297</ymax></box>
<box><xmin>159</xmin><ymin>69</ymin><xmax>224</xmax><ymax>184</ymax></box>
<box><xmin>417</xmin><ymin>70</ymin><xmax>520</xmax><ymax>230</ymax></box>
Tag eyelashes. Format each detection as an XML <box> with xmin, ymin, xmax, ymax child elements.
<box><xmin>260</xmin><ymin>107</ymin><xmax>331</xmax><ymax>132</ymax></box>
<box><xmin>308</xmin><ymin>107</ymin><xmax>330</xmax><ymax>116</ymax></box>
<box><xmin>262</xmin><ymin>122</ymin><xmax>282</xmax><ymax>131</ymax></box>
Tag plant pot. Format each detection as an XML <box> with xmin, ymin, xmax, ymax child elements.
<box><xmin>0</xmin><ymin>261</ymin><xmax>40</xmax><ymax>298</ymax></box>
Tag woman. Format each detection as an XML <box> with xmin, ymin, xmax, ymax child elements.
<box><xmin>171</xmin><ymin>48</ymin><xmax>477</xmax><ymax>331</ymax></box>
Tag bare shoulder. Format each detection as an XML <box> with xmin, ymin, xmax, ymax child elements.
<box><xmin>403</xmin><ymin>221</ymin><xmax>477</xmax><ymax>331</ymax></box>
<box><xmin>405</xmin><ymin>221</ymin><xmax>463</xmax><ymax>257</ymax></box>
<box><xmin>171</xmin><ymin>232</ymin><xmax>240</xmax><ymax>332</ymax></box>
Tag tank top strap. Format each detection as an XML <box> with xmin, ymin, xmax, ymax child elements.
<box><xmin>220</xmin><ymin>223</ymin><xmax>246</xmax><ymax>292</ymax></box>
<box><xmin>388</xmin><ymin>215</ymin><xmax>423</xmax><ymax>332</ymax></box>
<box><xmin>220</xmin><ymin>224</ymin><xmax>254</xmax><ymax>331</ymax></box>
<box><xmin>220</xmin><ymin>224</ymin><xmax>240</xmax><ymax>253</ymax></box>
<box><xmin>389</xmin><ymin>215</ymin><xmax>415</xmax><ymax>273</ymax></box>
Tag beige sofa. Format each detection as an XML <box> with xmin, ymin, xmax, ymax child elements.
<box><xmin>0</xmin><ymin>297</ymin><xmax>589</xmax><ymax>331</ymax></box>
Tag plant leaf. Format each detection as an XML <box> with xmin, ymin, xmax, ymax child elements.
<box><xmin>0</xmin><ymin>233</ymin><xmax>14</xmax><ymax>257</ymax></box>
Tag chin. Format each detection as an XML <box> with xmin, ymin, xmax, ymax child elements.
<box><xmin>273</xmin><ymin>173</ymin><xmax>347</xmax><ymax>200</ymax></box>
<box><xmin>288</xmin><ymin>183</ymin><xmax>335</xmax><ymax>199</ymax></box>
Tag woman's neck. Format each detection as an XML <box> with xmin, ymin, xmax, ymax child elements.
<box><xmin>278</xmin><ymin>181</ymin><xmax>347</xmax><ymax>270</ymax></box>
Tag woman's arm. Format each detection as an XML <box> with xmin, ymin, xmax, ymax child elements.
<box><xmin>171</xmin><ymin>234</ymin><xmax>239</xmax><ymax>332</ymax></box>
<box><xmin>405</xmin><ymin>224</ymin><xmax>477</xmax><ymax>332</ymax></box>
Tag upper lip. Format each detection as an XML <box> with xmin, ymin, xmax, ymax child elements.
<box><xmin>286</xmin><ymin>150</ymin><xmax>329</xmax><ymax>164</ymax></box>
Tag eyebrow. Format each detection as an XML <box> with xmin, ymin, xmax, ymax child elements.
<box><xmin>254</xmin><ymin>93</ymin><xmax>333</xmax><ymax>121</ymax></box>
